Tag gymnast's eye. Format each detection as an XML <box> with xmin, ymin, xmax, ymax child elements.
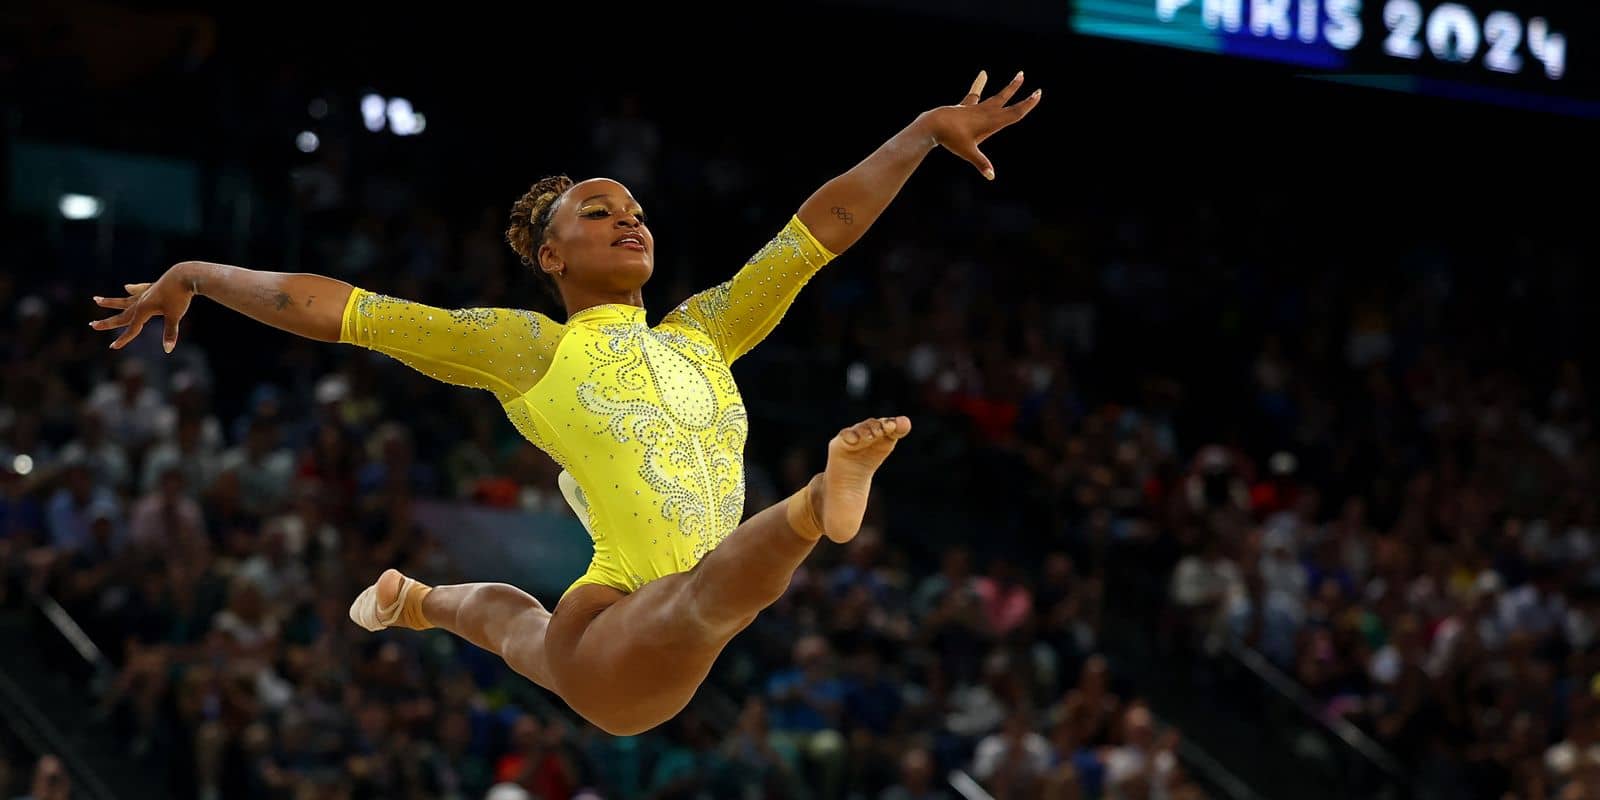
<box><xmin>581</xmin><ymin>208</ymin><xmax>609</xmax><ymax>219</ymax></box>
<box><xmin>631</xmin><ymin>211</ymin><xmax>648</xmax><ymax>224</ymax></box>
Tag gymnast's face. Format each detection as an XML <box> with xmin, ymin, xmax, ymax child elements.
<box><xmin>539</xmin><ymin>177</ymin><xmax>654</xmax><ymax>295</ymax></box>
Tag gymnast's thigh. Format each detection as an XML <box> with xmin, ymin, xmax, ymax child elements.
<box><xmin>543</xmin><ymin>574</ymin><xmax>726</xmax><ymax>736</ymax></box>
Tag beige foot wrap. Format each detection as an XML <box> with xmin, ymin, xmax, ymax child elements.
<box><xmin>349</xmin><ymin>573</ymin><xmax>435</xmax><ymax>632</ymax></box>
<box><xmin>785</xmin><ymin>481</ymin><xmax>826</xmax><ymax>541</ymax></box>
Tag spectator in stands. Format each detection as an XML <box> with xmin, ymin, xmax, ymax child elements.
<box><xmin>879</xmin><ymin>747</ymin><xmax>950</xmax><ymax>800</ymax></box>
<box><xmin>44</xmin><ymin>455</ymin><xmax>120</xmax><ymax>556</ymax></box>
<box><xmin>11</xmin><ymin>754</ymin><xmax>68</xmax><ymax>800</ymax></box>
<box><xmin>484</xmin><ymin>784</ymin><xmax>530</xmax><ymax>800</ymax></box>
<box><xmin>912</xmin><ymin>545</ymin><xmax>979</xmax><ymax>621</ymax></box>
<box><xmin>493</xmin><ymin>715</ymin><xmax>576</xmax><ymax>800</ymax></box>
<box><xmin>766</xmin><ymin>634</ymin><xmax>847</xmax><ymax>798</ymax></box>
<box><xmin>141</xmin><ymin>410</ymin><xmax>222</xmax><ymax>496</ymax></box>
<box><xmin>972</xmin><ymin>708</ymin><xmax>1051</xmax><ymax>798</ymax></box>
<box><xmin>220</xmin><ymin>417</ymin><xmax>295</xmax><ymax>516</ymax></box>
<box><xmin>642</xmin><ymin>712</ymin><xmax>717</xmax><ymax>798</ymax></box>
<box><xmin>129</xmin><ymin>463</ymin><xmax>206</xmax><ymax>550</ymax></box>
<box><xmin>1102</xmin><ymin>704</ymin><xmax>1178</xmax><ymax>800</ymax></box>
<box><xmin>1060</xmin><ymin>658</ymin><xmax>1122</xmax><ymax>752</ymax></box>
<box><xmin>719</xmin><ymin>698</ymin><xmax>801</xmax><ymax>797</ymax></box>
<box><xmin>840</xmin><ymin>645</ymin><xmax>905</xmax><ymax>790</ymax></box>
<box><xmin>59</xmin><ymin>406</ymin><xmax>130</xmax><ymax>492</ymax></box>
<box><xmin>85</xmin><ymin>358</ymin><xmax>167</xmax><ymax>451</ymax></box>
<box><xmin>974</xmin><ymin>557</ymin><xmax>1033</xmax><ymax>640</ymax></box>
<box><xmin>1168</xmin><ymin>533</ymin><xmax>1243</xmax><ymax>657</ymax></box>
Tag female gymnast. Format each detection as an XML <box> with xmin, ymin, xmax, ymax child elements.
<box><xmin>92</xmin><ymin>71</ymin><xmax>1040</xmax><ymax>735</ymax></box>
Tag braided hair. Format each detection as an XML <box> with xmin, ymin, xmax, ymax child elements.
<box><xmin>505</xmin><ymin>175</ymin><xmax>575</xmax><ymax>305</ymax></box>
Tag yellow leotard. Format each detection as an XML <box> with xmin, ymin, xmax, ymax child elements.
<box><xmin>340</xmin><ymin>215</ymin><xmax>836</xmax><ymax>595</ymax></box>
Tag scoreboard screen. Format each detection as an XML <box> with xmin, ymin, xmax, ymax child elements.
<box><xmin>1072</xmin><ymin>0</ymin><xmax>1600</xmax><ymax>116</ymax></box>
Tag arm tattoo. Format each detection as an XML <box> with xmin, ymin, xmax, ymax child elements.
<box><xmin>831</xmin><ymin>206</ymin><xmax>855</xmax><ymax>224</ymax></box>
<box><xmin>249</xmin><ymin>285</ymin><xmax>274</xmax><ymax>309</ymax></box>
<box><xmin>249</xmin><ymin>284</ymin><xmax>292</xmax><ymax>312</ymax></box>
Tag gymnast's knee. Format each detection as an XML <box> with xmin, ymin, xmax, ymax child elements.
<box><xmin>590</xmin><ymin>714</ymin><xmax>660</xmax><ymax>738</ymax></box>
<box><xmin>540</xmin><ymin>664</ymin><xmax>661</xmax><ymax>736</ymax></box>
<box><xmin>561</xmin><ymin>691</ymin><xmax>673</xmax><ymax>737</ymax></box>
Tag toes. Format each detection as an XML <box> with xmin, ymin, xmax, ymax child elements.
<box><xmin>843</xmin><ymin>420</ymin><xmax>880</xmax><ymax>447</ymax></box>
<box><xmin>839</xmin><ymin>417</ymin><xmax>911</xmax><ymax>449</ymax></box>
<box><xmin>873</xmin><ymin>416</ymin><xmax>911</xmax><ymax>439</ymax></box>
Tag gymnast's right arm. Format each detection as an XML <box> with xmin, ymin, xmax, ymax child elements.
<box><xmin>93</xmin><ymin>261</ymin><xmax>352</xmax><ymax>348</ymax></box>
<box><xmin>92</xmin><ymin>260</ymin><xmax>560</xmax><ymax>399</ymax></box>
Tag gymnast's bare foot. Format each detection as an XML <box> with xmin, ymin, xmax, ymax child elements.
<box><xmin>821</xmin><ymin>416</ymin><xmax>912</xmax><ymax>543</ymax></box>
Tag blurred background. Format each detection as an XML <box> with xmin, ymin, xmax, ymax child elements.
<box><xmin>1</xmin><ymin>0</ymin><xmax>1597</xmax><ymax>798</ymax></box>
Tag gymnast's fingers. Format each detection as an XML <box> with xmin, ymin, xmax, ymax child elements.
<box><xmin>980</xmin><ymin>89</ymin><xmax>1042</xmax><ymax>143</ymax></box>
<box><xmin>975</xmin><ymin>87</ymin><xmax>1042</xmax><ymax>147</ymax></box>
<box><xmin>948</xmin><ymin>138</ymin><xmax>996</xmax><ymax>181</ymax></box>
<box><xmin>985</xmin><ymin>70</ymin><xmax>1025</xmax><ymax>106</ymax></box>
<box><xmin>162</xmin><ymin>315</ymin><xmax>181</xmax><ymax>354</ymax></box>
<box><xmin>961</xmin><ymin>70</ymin><xmax>988</xmax><ymax>106</ymax></box>
<box><xmin>1003</xmin><ymin>88</ymin><xmax>1042</xmax><ymax>121</ymax></box>
<box><xmin>90</xmin><ymin>308</ymin><xmax>134</xmax><ymax>330</ymax></box>
<box><xmin>109</xmin><ymin>308</ymin><xmax>156</xmax><ymax>350</ymax></box>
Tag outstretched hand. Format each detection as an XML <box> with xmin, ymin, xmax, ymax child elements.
<box><xmin>920</xmin><ymin>70</ymin><xmax>1041</xmax><ymax>181</ymax></box>
<box><xmin>89</xmin><ymin>265</ymin><xmax>196</xmax><ymax>353</ymax></box>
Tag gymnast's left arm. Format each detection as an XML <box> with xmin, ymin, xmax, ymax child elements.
<box><xmin>664</xmin><ymin>71</ymin><xmax>1041</xmax><ymax>363</ymax></box>
<box><xmin>796</xmin><ymin>69</ymin><xmax>1042</xmax><ymax>255</ymax></box>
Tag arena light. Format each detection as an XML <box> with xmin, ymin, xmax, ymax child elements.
<box><xmin>387</xmin><ymin>97</ymin><xmax>422</xmax><ymax>136</ymax></box>
<box><xmin>846</xmin><ymin>362</ymin><xmax>870</xmax><ymax>398</ymax></box>
<box><xmin>359</xmin><ymin>93</ymin><xmax>427</xmax><ymax>136</ymax></box>
<box><xmin>296</xmin><ymin>131</ymin><xmax>321</xmax><ymax>153</ymax></box>
<box><xmin>12</xmin><ymin>454</ymin><xmax>32</xmax><ymax>476</ymax></box>
<box><xmin>361</xmin><ymin>94</ymin><xmax>387</xmax><ymax>132</ymax></box>
<box><xmin>308</xmin><ymin>98</ymin><xmax>329</xmax><ymax>120</ymax></box>
<box><xmin>58</xmin><ymin>194</ymin><xmax>103</xmax><ymax>220</ymax></box>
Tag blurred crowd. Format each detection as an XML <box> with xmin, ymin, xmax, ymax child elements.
<box><xmin>1162</xmin><ymin>334</ymin><xmax>1599</xmax><ymax>800</ymax></box>
<box><xmin>3</xmin><ymin>8</ymin><xmax>1600</xmax><ymax>800</ymax></box>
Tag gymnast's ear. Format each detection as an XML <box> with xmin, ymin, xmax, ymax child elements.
<box><xmin>537</xmin><ymin>242</ymin><xmax>565</xmax><ymax>277</ymax></box>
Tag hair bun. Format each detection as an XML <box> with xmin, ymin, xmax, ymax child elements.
<box><xmin>505</xmin><ymin>175</ymin><xmax>575</xmax><ymax>301</ymax></box>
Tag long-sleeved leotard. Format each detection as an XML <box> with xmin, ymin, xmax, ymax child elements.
<box><xmin>340</xmin><ymin>215</ymin><xmax>836</xmax><ymax>595</ymax></box>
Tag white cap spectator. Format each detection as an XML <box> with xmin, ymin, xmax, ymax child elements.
<box><xmin>484</xmin><ymin>784</ymin><xmax>531</xmax><ymax>800</ymax></box>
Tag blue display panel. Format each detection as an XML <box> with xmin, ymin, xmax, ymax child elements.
<box><xmin>1073</xmin><ymin>0</ymin><xmax>1600</xmax><ymax>116</ymax></box>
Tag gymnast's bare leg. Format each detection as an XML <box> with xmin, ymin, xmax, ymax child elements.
<box><xmin>355</xmin><ymin>416</ymin><xmax>910</xmax><ymax>735</ymax></box>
